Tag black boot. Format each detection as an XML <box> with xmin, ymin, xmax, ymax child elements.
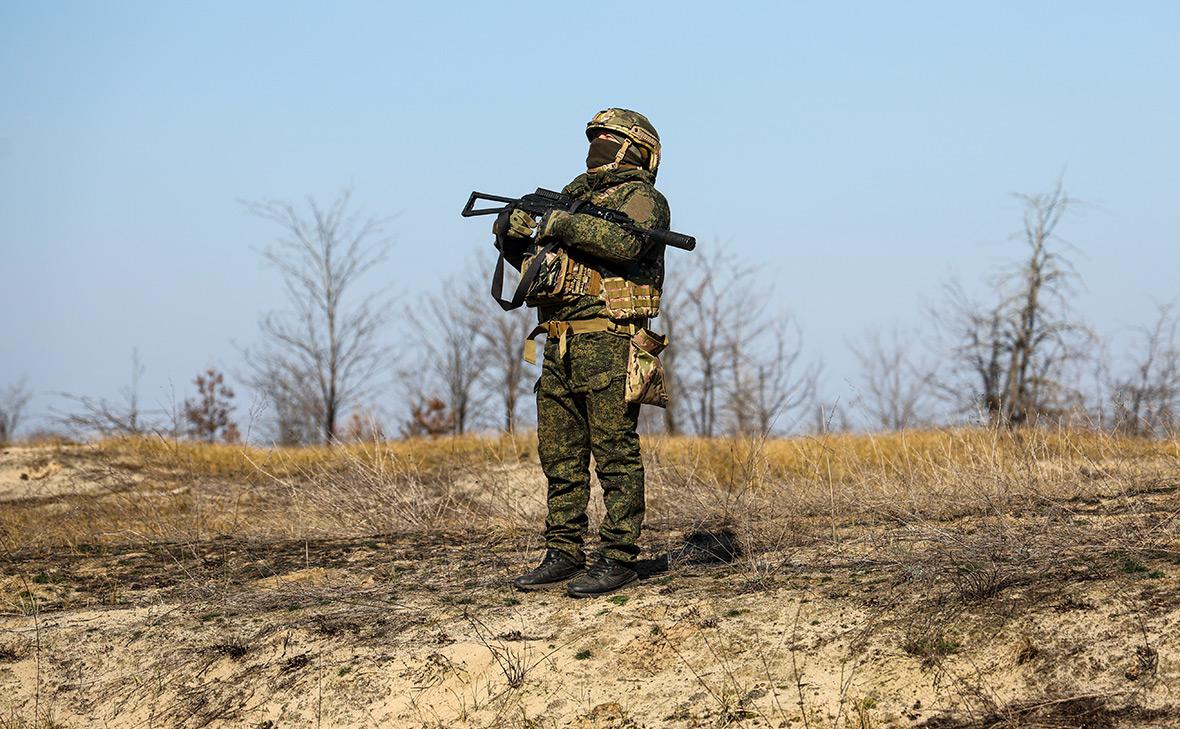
<box><xmin>566</xmin><ymin>555</ymin><xmax>638</xmax><ymax>598</ymax></box>
<box><xmin>512</xmin><ymin>548</ymin><xmax>585</xmax><ymax>590</ymax></box>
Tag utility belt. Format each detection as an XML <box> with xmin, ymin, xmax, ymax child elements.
<box><xmin>525</xmin><ymin>316</ymin><xmax>670</xmax><ymax>408</ymax></box>
<box><xmin>523</xmin><ymin>316</ymin><xmax>646</xmax><ymax>365</ymax></box>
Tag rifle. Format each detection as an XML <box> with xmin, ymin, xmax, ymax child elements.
<box><xmin>461</xmin><ymin>188</ymin><xmax>696</xmax><ymax>311</ymax></box>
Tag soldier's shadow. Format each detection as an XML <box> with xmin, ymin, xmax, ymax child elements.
<box><xmin>635</xmin><ymin>528</ymin><xmax>742</xmax><ymax>579</ymax></box>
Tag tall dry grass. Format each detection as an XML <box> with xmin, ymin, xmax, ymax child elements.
<box><xmin>2</xmin><ymin>428</ymin><xmax>1177</xmax><ymax>573</ymax></box>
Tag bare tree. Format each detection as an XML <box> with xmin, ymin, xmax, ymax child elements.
<box><xmin>250</xmin><ymin>357</ymin><xmax>324</xmax><ymax>446</ymax></box>
<box><xmin>57</xmin><ymin>349</ymin><xmax>152</xmax><ymax>437</ymax></box>
<box><xmin>404</xmin><ymin>274</ymin><xmax>486</xmax><ymax>435</ymax></box>
<box><xmin>725</xmin><ymin>318</ymin><xmax>818</xmax><ymax>435</ymax></box>
<box><xmin>669</xmin><ymin>248</ymin><xmax>734</xmax><ymax>437</ymax></box>
<box><xmin>665</xmin><ymin>247</ymin><xmax>817</xmax><ymax>436</ymax></box>
<box><xmin>850</xmin><ymin>327</ymin><xmax>936</xmax><ymax>430</ymax></box>
<box><xmin>243</xmin><ymin>188</ymin><xmax>392</xmax><ymax>443</ymax></box>
<box><xmin>465</xmin><ymin>256</ymin><xmax>535</xmax><ymax>433</ymax></box>
<box><xmin>932</xmin><ymin>180</ymin><xmax>1090</xmax><ymax>426</ymax></box>
<box><xmin>1109</xmin><ymin>302</ymin><xmax>1180</xmax><ymax>437</ymax></box>
<box><xmin>654</xmin><ymin>251</ymin><xmax>691</xmax><ymax>435</ymax></box>
<box><xmin>1000</xmin><ymin>180</ymin><xmax>1088</xmax><ymax>424</ymax></box>
<box><xmin>931</xmin><ymin>281</ymin><xmax>1008</xmax><ymax>421</ymax></box>
<box><xmin>0</xmin><ymin>379</ymin><xmax>33</xmax><ymax>444</ymax></box>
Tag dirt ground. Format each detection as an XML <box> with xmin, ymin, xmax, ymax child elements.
<box><xmin>1</xmin><ymin>442</ymin><xmax>1178</xmax><ymax>728</ymax></box>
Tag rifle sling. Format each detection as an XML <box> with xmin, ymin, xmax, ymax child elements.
<box><xmin>491</xmin><ymin>235</ymin><xmax>558</xmax><ymax>312</ymax></box>
<box><xmin>489</xmin><ymin>196</ymin><xmax>652</xmax><ymax>311</ymax></box>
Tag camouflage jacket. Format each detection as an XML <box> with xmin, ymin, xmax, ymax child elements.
<box><xmin>537</xmin><ymin>167</ymin><xmax>671</xmax><ymax>323</ymax></box>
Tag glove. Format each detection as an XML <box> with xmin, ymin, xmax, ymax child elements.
<box><xmin>493</xmin><ymin>207</ymin><xmax>537</xmax><ymax>239</ymax></box>
<box><xmin>537</xmin><ymin>209</ymin><xmax>572</xmax><ymax>240</ymax></box>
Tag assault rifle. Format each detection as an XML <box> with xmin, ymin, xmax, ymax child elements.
<box><xmin>461</xmin><ymin>188</ymin><xmax>696</xmax><ymax>310</ymax></box>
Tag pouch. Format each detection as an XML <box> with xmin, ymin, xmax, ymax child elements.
<box><xmin>522</xmin><ymin>249</ymin><xmax>599</xmax><ymax>306</ymax></box>
<box><xmin>601</xmin><ymin>277</ymin><xmax>661</xmax><ymax>319</ymax></box>
<box><xmin>625</xmin><ymin>328</ymin><xmax>669</xmax><ymax>408</ymax></box>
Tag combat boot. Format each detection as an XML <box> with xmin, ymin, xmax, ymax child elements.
<box><xmin>512</xmin><ymin>548</ymin><xmax>585</xmax><ymax>590</ymax></box>
<box><xmin>566</xmin><ymin>555</ymin><xmax>637</xmax><ymax>598</ymax></box>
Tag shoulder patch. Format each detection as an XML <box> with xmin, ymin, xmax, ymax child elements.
<box><xmin>621</xmin><ymin>191</ymin><xmax>656</xmax><ymax>224</ymax></box>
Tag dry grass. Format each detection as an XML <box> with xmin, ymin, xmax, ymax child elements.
<box><xmin>1</xmin><ymin>427</ymin><xmax>1179</xmax><ymax>727</ymax></box>
<box><xmin>2</xmin><ymin>427</ymin><xmax>1177</xmax><ymax>555</ymax></box>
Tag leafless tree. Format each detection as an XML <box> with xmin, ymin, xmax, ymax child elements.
<box><xmin>653</xmin><ymin>252</ymin><xmax>688</xmax><ymax>435</ymax></box>
<box><xmin>0</xmin><ymin>379</ymin><xmax>33</xmax><ymax>443</ymax></box>
<box><xmin>931</xmin><ymin>281</ymin><xmax>1008</xmax><ymax>421</ymax></box>
<box><xmin>932</xmin><ymin>180</ymin><xmax>1090</xmax><ymax>426</ymax></box>
<box><xmin>667</xmin><ymin>248</ymin><xmax>733</xmax><ymax>437</ymax></box>
<box><xmin>465</xmin><ymin>256</ymin><xmax>535</xmax><ymax>433</ymax></box>
<box><xmin>850</xmin><ymin>327</ymin><xmax>936</xmax><ymax>430</ymax></box>
<box><xmin>725</xmin><ymin>318</ymin><xmax>818</xmax><ymax>435</ymax></box>
<box><xmin>243</xmin><ymin>188</ymin><xmax>392</xmax><ymax>443</ymax></box>
<box><xmin>403</xmin><ymin>274</ymin><xmax>486</xmax><ymax>435</ymax></box>
<box><xmin>665</xmin><ymin>247</ymin><xmax>817</xmax><ymax>436</ymax></box>
<box><xmin>1108</xmin><ymin>302</ymin><xmax>1180</xmax><ymax>437</ymax></box>
<box><xmin>247</xmin><ymin>355</ymin><xmax>324</xmax><ymax>446</ymax></box>
<box><xmin>57</xmin><ymin>349</ymin><xmax>152</xmax><ymax>437</ymax></box>
<box><xmin>1000</xmin><ymin>180</ymin><xmax>1089</xmax><ymax>424</ymax></box>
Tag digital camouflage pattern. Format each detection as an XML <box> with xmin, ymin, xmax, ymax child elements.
<box><xmin>537</xmin><ymin>167</ymin><xmax>670</xmax><ymax>324</ymax></box>
<box><xmin>535</xmin><ymin>164</ymin><xmax>672</xmax><ymax>564</ymax></box>
<box><xmin>537</xmin><ymin>330</ymin><xmax>644</xmax><ymax>562</ymax></box>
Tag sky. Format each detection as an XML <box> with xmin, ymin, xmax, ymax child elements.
<box><xmin>1</xmin><ymin>1</ymin><xmax>1178</xmax><ymax>435</ymax></box>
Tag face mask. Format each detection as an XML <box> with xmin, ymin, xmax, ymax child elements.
<box><xmin>587</xmin><ymin>136</ymin><xmax>624</xmax><ymax>169</ymax></box>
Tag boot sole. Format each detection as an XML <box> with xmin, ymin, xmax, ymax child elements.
<box><xmin>566</xmin><ymin>571</ymin><xmax>638</xmax><ymax>599</ymax></box>
<box><xmin>512</xmin><ymin>570</ymin><xmax>585</xmax><ymax>592</ymax></box>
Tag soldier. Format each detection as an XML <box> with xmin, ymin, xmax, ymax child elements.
<box><xmin>494</xmin><ymin>108</ymin><xmax>672</xmax><ymax>597</ymax></box>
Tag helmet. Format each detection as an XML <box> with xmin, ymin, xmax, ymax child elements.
<box><xmin>585</xmin><ymin>108</ymin><xmax>661</xmax><ymax>175</ymax></box>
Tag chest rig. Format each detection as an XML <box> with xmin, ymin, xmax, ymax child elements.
<box><xmin>521</xmin><ymin>187</ymin><xmax>661</xmax><ymax>320</ymax></box>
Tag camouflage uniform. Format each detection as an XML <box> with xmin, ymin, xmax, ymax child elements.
<box><xmin>535</xmin><ymin>167</ymin><xmax>671</xmax><ymax>563</ymax></box>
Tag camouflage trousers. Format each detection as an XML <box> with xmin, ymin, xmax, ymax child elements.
<box><xmin>536</xmin><ymin>330</ymin><xmax>644</xmax><ymax>563</ymax></box>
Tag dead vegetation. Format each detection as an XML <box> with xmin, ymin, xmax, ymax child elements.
<box><xmin>0</xmin><ymin>428</ymin><xmax>1178</xmax><ymax>727</ymax></box>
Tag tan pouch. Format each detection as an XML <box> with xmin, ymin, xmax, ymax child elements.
<box><xmin>625</xmin><ymin>328</ymin><xmax>669</xmax><ymax>408</ymax></box>
<box><xmin>602</xmin><ymin>277</ymin><xmax>661</xmax><ymax>319</ymax></box>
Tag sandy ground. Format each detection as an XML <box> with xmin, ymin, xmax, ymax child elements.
<box><xmin>0</xmin><ymin>445</ymin><xmax>1178</xmax><ymax>728</ymax></box>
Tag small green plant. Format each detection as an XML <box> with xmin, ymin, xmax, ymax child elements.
<box><xmin>903</xmin><ymin>630</ymin><xmax>961</xmax><ymax>666</ymax></box>
<box><xmin>337</xmin><ymin>665</ymin><xmax>352</xmax><ymax>677</ymax></box>
<box><xmin>1121</xmin><ymin>557</ymin><xmax>1149</xmax><ymax>574</ymax></box>
<box><xmin>575</xmin><ymin>649</ymin><xmax>592</xmax><ymax>660</ymax></box>
<box><xmin>724</xmin><ymin>608</ymin><xmax>744</xmax><ymax>618</ymax></box>
<box><xmin>607</xmin><ymin>595</ymin><xmax>628</xmax><ymax>606</ymax></box>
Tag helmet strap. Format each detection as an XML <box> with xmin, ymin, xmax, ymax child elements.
<box><xmin>587</xmin><ymin>137</ymin><xmax>644</xmax><ymax>174</ymax></box>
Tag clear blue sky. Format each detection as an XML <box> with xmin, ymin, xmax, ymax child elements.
<box><xmin>2</xmin><ymin>1</ymin><xmax>1177</xmax><ymax>433</ymax></box>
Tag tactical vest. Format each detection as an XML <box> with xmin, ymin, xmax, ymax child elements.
<box><xmin>521</xmin><ymin>247</ymin><xmax>660</xmax><ymax>320</ymax></box>
<box><xmin>520</xmin><ymin>183</ymin><xmax>662</xmax><ymax>320</ymax></box>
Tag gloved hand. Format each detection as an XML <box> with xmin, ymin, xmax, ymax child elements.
<box><xmin>493</xmin><ymin>207</ymin><xmax>537</xmax><ymax>239</ymax></box>
<box><xmin>537</xmin><ymin>209</ymin><xmax>572</xmax><ymax>240</ymax></box>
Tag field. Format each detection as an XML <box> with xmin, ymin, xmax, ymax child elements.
<box><xmin>1</xmin><ymin>429</ymin><xmax>1178</xmax><ymax>728</ymax></box>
